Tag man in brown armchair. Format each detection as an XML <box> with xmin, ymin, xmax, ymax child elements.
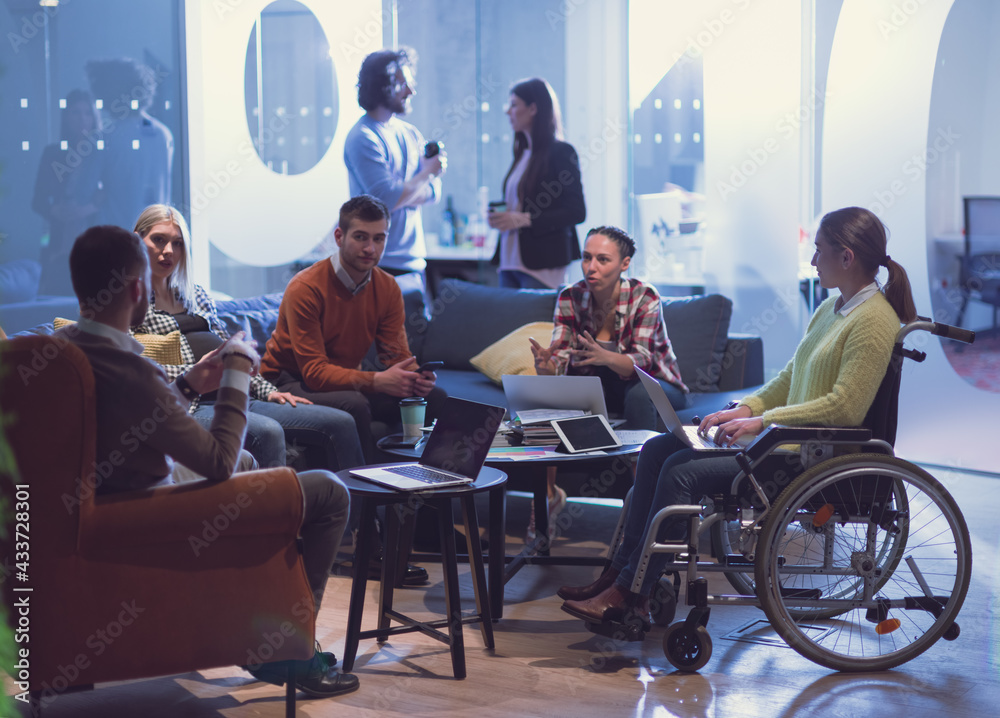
<box><xmin>58</xmin><ymin>225</ymin><xmax>358</xmax><ymax>698</ymax></box>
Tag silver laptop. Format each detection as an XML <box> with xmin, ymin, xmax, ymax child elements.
<box><xmin>502</xmin><ymin>374</ymin><xmax>609</xmax><ymax>421</ymax></box>
<box><xmin>634</xmin><ymin>367</ymin><xmax>751</xmax><ymax>451</ymax></box>
<box><xmin>351</xmin><ymin>398</ymin><xmax>506</xmax><ymax>490</ymax></box>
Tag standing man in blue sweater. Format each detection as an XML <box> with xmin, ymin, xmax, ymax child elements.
<box><xmin>344</xmin><ymin>47</ymin><xmax>446</xmax><ymax>275</ymax></box>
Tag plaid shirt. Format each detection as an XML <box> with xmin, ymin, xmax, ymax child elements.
<box><xmin>550</xmin><ymin>277</ymin><xmax>689</xmax><ymax>392</ymax></box>
<box><xmin>132</xmin><ymin>284</ymin><xmax>278</xmax><ymax>411</ymax></box>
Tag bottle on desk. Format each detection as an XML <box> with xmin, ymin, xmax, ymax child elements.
<box><xmin>440</xmin><ymin>196</ymin><xmax>458</xmax><ymax>246</ymax></box>
<box><xmin>467</xmin><ymin>186</ymin><xmax>490</xmax><ymax>248</ymax></box>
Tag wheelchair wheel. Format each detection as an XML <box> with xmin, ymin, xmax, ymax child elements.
<box><xmin>663</xmin><ymin>622</ymin><xmax>712</xmax><ymax>672</ymax></box>
<box><xmin>711</xmin><ymin>481</ymin><xmax>907</xmax><ymax>616</ymax></box>
<box><xmin>755</xmin><ymin>455</ymin><xmax>970</xmax><ymax>672</ymax></box>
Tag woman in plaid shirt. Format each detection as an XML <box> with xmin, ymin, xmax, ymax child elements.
<box><xmin>131</xmin><ymin>204</ymin><xmax>364</xmax><ymax>473</ymax></box>
<box><xmin>530</xmin><ymin>226</ymin><xmax>688</xmax><ymax>424</ymax></box>
<box><xmin>527</xmin><ymin>226</ymin><xmax>689</xmax><ymax>540</ymax></box>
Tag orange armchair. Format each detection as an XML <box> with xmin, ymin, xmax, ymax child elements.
<box><xmin>1</xmin><ymin>335</ymin><xmax>315</xmax><ymax>714</ymax></box>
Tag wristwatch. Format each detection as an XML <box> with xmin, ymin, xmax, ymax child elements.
<box><xmin>175</xmin><ymin>373</ymin><xmax>200</xmax><ymax>401</ymax></box>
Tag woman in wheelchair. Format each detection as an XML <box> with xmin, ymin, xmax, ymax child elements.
<box><xmin>560</xmin><ymin>206</ymin><xmax>918</xmax><ymax>628</ymax></box>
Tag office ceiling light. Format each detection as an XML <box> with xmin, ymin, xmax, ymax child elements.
<box><xmin>39</xmin><ymin>0</ymin><xmax>59</xmax><ymax>7</ymax></box>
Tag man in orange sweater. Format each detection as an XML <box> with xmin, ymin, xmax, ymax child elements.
<box><xmin>261</xmin><ymin>194</ymin><xmax>445</xmax><ymax>461</ymax></box>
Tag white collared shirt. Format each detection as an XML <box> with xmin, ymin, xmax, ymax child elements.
<box><xmin>75</xmin><ymin>316</ymin><xmax>145</xmax><ymax>354</ymax></box>
<box><xmin>836</xmin><ymin>281</ymin><xmax>880</xmax><ymax>317</ymax></box>
<box><xmin>330</xmin><ymin>251</ymin><xmax>371</xmax><ymax>295</ymax></box>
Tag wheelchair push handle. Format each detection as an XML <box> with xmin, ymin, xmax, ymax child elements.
<box><xmin>930</xmin><ymin>322</ymin><xmax>975</xmax><ymax>345</ymax></box>
<box><xmin>902</xmin><ymin>318</ymin><xmax>975</xmax><ymax>346</ymax></box>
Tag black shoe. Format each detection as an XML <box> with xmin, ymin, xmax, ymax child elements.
<box><xmin>244</xmin><ymin>652</ymin><xmax>359</xmax><ymax>698</ymax></box>
<box><xmin>366</xmin><ymin>556</ymin><xmax>429</xmax><ymax>585</ymax></box>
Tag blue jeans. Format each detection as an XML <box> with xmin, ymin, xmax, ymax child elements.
<box><xmin>498</xmin><ymin>269</ymin><xmax>551</xmax><ymax>289</ymax></box>
<box><xmin>611</xmin><ymin>434</ymin><xmax>741</xmax><ymax>595</ymax></box>
<box><xmin>192</xmin><ymin>399</ymin><xmax>364</xmax><ymax>471</ymax></box>
<box><xmin>611</xmin><ymin>433</ymin><xmax>802</xmax><ymax>595</ymax></box>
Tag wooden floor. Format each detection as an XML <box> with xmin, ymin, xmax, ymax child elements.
<box><xmin>11</xmin><ymin>465</ymin><xmax>1000</xmax><ymax>718</ymax></box>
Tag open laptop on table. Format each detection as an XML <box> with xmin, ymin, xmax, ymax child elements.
<box><xmin>502</xmin><ymin>374</ymin><xmax>609</xmax><ymax>422</ymax></box>
<box><xmin>351</xmin><ymin>397</ymin><xmax>506</xmax><ymax>490</ymax></box>
<box><xmin>634</xmin><ymin>367</ymin><xmax>752</xmax><ymax>451</ymax></box>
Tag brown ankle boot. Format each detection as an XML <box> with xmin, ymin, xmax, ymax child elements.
<box><xmin>561</xmin><ymin>583</ymin><xmax>651</xmax><ymax>630</ymax></box>
<box><xmin>557</xmin><ymin>566</ymin><xmax>620</xmax><ymax>601</ymax></box>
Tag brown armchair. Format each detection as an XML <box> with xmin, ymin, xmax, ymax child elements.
<box><xmin>1</xmin><ymin>335</ymin><xmax>315</xmax><ymax>715</ymax></box>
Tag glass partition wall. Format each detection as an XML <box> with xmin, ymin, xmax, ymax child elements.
<box><xmin>0</xmin><ymin>0</ymin><xmax>186</xmax><ymax>315</ymax></box>
<box><xmin>1</xmin><ymin>0</ymin><xmax>996</xmax><ymax>410</ymax></box>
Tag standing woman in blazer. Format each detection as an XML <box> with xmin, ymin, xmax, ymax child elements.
<box><xmin>489</xmin><ymin>77</ymin><xmax>586</xmax><ymax>289</ymax></box>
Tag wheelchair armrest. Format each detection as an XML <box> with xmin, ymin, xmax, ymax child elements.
<box><xmin>743</xmin><ymin>424</ymin><xmax>872</xmax><ymax>463</ymax></box>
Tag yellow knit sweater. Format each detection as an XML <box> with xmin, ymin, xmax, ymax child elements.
<box><xmin>741</xmin><ymin>292</ymin><xmax>901</xmax><ymax>428</ymax></box>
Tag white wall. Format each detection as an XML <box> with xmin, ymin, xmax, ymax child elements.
<box><xmin>185</xmin><ymin>0</ymin><xmax>380</xmax><ymax>279</ymax></box>
<box><xmin>565</xmin><ymin>0</ymin><xmax>629</xmax><ymax>257</ymax></box>
<box><xmin>823</xmin><ymin>0</ymin><xmax>994</xmax><ymax>473</ymax></box>
<box><xmin>703</xmin><ymin>0</ymin><xmax>805</xmax><ymax>373</ymax></box>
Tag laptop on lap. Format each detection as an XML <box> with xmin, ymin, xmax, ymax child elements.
<box><xmin>351</xmin><ymin>397</ymin><xmax>506</xmax><ymax>490</ymax></box>
<box><xmin>634</xmin><ymin>367</ymin><xmax>752</xmax><ymax>451</ymax></box>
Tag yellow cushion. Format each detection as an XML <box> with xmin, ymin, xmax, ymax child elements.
<box><xmin>54</xmin><ymin>317</ymin><xmax>184</xmax><ymax>365</ymax></box>
<box><xmin>470</xmin><ymin>321</ymin><xmax>554</xmax><ymax>385</ymax></box>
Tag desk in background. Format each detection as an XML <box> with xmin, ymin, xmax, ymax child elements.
<box><xmin>424</xmin><ymin>236</ymin><xmax>498</xmax><ymax>299</ymax></box>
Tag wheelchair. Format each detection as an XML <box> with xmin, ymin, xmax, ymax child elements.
<box><xmin>584</xmin><ymin>318</ymin><xmax>975</xmax><ymax>673</ymax></box>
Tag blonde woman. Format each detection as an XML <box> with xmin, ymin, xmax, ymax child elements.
<box><xmin>132</xmin><ymin>204</ymin><xmax>364</xmax><ymax>472</ymax></box>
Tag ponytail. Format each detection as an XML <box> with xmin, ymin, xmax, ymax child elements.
<box><xmin>882</xmin><ymin>256</ymin><xmax>917</xmax><ymax>323</ymax></box>
<box><xmin>817</xmin><ymin>207</ymin><xmax>918</xmax><ymax>324</ymax></box>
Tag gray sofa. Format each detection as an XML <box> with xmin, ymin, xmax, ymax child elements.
<box><xmin>0</xmin><ymin>259</ymin><xmax>79</xmax><ymax>336</ymax></box>
<box><xmin>213</xmin><ymin>275</ymin><xmax>765</xmax><ymax>426</ymax></box>
<box><xmin>10</xmin><ymin>273</ymin><xmax>765</xmax><ymax>426</ymax></box>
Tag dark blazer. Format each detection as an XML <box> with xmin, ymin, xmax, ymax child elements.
<box><xmin>494</xmin><ymin>140</ymin><xmax>586</xmax><ymax>270</ymax></box>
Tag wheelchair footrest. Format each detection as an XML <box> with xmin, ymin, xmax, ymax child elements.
<box><xmin>584</xmin><ymin>620</ymin><xmax>648</xmax><ymax>643</ymax></box>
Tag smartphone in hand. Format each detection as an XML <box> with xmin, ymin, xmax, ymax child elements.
<box><xmin>416</xmin><ymin>360</ymin><xmax>444</xmax><ymax>374</ymax></box>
